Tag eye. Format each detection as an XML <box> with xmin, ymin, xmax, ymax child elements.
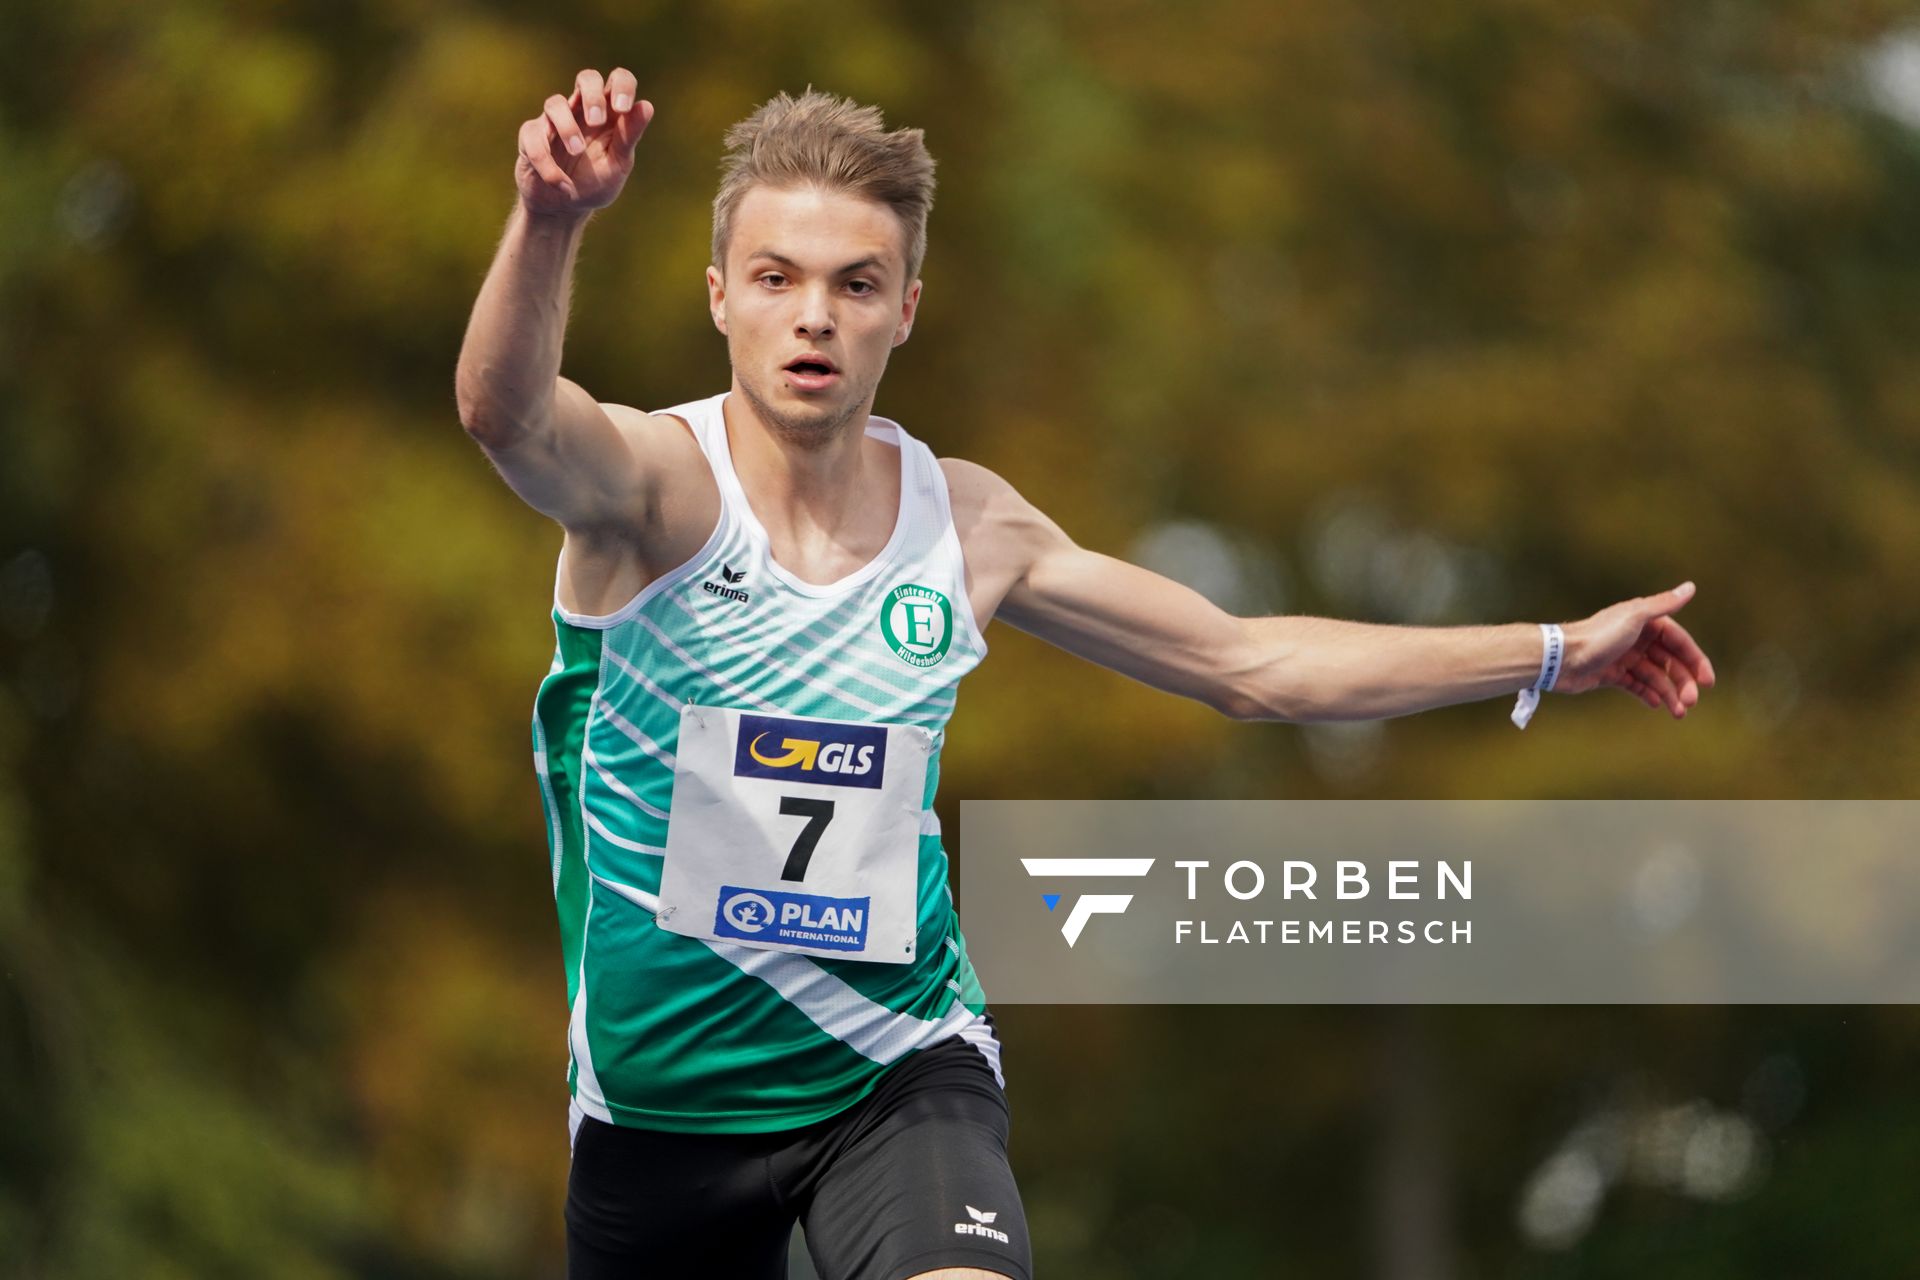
<box><xmin>757</xmin><ymin>272</ymin><xmax>788</xmax><ymax>288</ymax></box>
<box><xmin>847</xmin><ymin>279</ymin><xmax>876</xmax><ymax>296</ymax></box>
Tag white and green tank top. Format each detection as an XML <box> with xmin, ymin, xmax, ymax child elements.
<box><xmin>531</xmin><ymin>391</ymin><xmax>999</xmax><ymax>1134</ymax></box>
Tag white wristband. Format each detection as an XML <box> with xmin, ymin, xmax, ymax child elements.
<box><xmin>1510</xmin><ymin>623</ymin><xmax>1565</xmax><ymax>730</ymax></box>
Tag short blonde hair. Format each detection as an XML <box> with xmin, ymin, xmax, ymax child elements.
<box><xmin>712</xmin><ymin>89</ymin><xmax>937</xmax><ymax>286</ymax></box>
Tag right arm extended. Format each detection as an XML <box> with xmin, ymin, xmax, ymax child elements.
<box><xmin>454</xmin><ymin>67</ymin><xmax>661</xmax><ymax>532</ymax></box>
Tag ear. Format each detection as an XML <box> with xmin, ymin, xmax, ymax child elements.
<box><xmin>892</xmin><ymin>278</ymin><xmax>922</xmax><ymax>348</ymax></box>
<box><xmin>706</xmin><ymin>264</ymin><xmax>728</xmax><ymax>335</ymax></box>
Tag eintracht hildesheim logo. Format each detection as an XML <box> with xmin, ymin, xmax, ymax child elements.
<box><xmin>1021</xmin><ymin>858</ymin><xmax>1155</xmax><ymax>946</ymax></box>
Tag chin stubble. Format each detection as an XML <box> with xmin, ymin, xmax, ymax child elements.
<box><xmin>737</xmin><ymin>374</ymin><xmax>870</xmax><ymax>452</ymax></box>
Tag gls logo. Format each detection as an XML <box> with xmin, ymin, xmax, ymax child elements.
<box><xmin>733</xmin><ymin>714</ymin><xmax>887</xmax><ymax>790</ymax></box>
<box><xmin>1021</xmin><ymin>857</ymin><xmax>1156</xmax><ymax>946</ymax></box>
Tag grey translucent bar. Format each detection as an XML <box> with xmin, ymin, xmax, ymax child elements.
<box><xmin>956</xmin><ymin>801</ymin><xmax>1919</xmax><ymax>1004</ymax></box>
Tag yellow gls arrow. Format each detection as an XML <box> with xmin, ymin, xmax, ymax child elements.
<box><xmin>749</xmin><ymin>733</ymin><xmax>819</xmax><ymax>770</ymax></box>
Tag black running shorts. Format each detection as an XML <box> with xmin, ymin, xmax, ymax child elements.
<box><xmin>564</xmin><ymin>1035</ymin><xmax>1032</xmax><ymax>1280</ymax></box>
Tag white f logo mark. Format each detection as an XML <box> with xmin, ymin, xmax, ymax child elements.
<box><xmin>1021</xmin><ymin>858</ymin><xmax>1155</xmax><ymax>946</ymax></box>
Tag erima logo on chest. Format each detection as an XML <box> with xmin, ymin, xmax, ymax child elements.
<box><xmin>701</xmin><ymin>562</ymin><xmax>750</xmax><ymax>603</ymax></box>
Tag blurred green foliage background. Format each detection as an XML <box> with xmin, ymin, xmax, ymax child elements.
<box><xmin>2</xmin><ymin>0</ymin><xmax>1918</xmax><ymax>1275</ymax></box>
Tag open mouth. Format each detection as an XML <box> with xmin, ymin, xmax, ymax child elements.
<box><xmin>783</xmin><ymin>357</ymin><xmax>840</xmax><ymax>391</ymax></box>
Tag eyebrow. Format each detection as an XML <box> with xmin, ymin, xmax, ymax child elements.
<box><xmin>745</xmin><ymin>249</ymin><xmax>890</xmax><ymax>277</ymax></box>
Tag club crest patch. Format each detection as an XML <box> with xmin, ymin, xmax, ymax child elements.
<box><xmin>879</xmin><ymin>583</ymin><xmax>953</xmax><ymax>667</ymax></box>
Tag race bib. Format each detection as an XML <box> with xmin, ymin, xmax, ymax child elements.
<box><xmin>655</xmin><ymin>704</ymin><xmax>931</xmax><ymax>964</ymax></box>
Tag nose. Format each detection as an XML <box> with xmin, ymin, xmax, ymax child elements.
<box><xmin>794</xmin><ymin>282</ymin><xmax>835</xmax><ymax>340</ymax></box>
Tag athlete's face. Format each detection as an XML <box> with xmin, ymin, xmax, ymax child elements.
<box><xmin>708</xmin><ymin>184</ymin><xmax>921</xmax><ymax>446</ymax></box>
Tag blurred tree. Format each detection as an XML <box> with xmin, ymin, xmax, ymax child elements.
<box><xmin>1</xmin><ymin>0</ymin><xmax>1916</xmax><ymax>1275</ymax></box>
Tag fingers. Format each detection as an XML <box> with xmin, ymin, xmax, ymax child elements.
<box><xmin>599</xmin><ymin>68</ymin><xmax>651</xmax><ymax>155</ymax></box>
<box><xmin>1627</xmin><ymin>582</ymin><xmax>1708</xmax><ymax>718</ymax></box>
<box><xmin>1630</xmin><ymin>651</ymin><xmax>1688</xmax><ymax>717</ymax></box>
<box><xmin>1652</xmin><ymin>615</ymin><xmax>1715</xmax><ymax>688</ymax></box>
<box><xmin>607</xmin><ymin>67</ymin><xmax>638</xmax><ymax>116</ymax></box>
<box><xmin>615</xmin><ymin>97</ymin><xmax>655</xmax><ymax>155</ymax></box>
<box><xmin>1643</xmin><ymin>580</ymin><xmax>1696</xmax><ymax>618</ymax></box>
<box><xmin>519</xmin><ymin>115</ymin><xmax>577</xmax><ymax>198</ymax></box>
<box><xmin>1615</xmin><ymin>671</ymin><xmax>1662</xmax><ymax>711</ymax></box>
<box><xmin>545</xmin><ymin>93</ymin><xmax>588</xmax><ymax>156</ymax></box>
<box><xmin>575</xmin><ymin>68</ymin><xmax>609</xmax><ymax>129</ymax></box>
<box><xmin>552</xmin><ymin>70</ymin><xmax>647</xmax><ymax>159</ymax></box>
<box><xmin>1573</xmin><ymin>583</ymin><xmax>1711</xmax><ymax>721</ymax></box>
<box><xmin>1647</xmin><ymin>640</ymin><xmax>1701</xmax><ymax>709</ymax></box>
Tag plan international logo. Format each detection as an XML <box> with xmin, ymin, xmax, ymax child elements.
<box><xmin>714</xmin><ymin>885</ymin><xmax>871</xmax><ymax>952</ymax></box>
<box><xmin>1021</xmin><ymin>857</ymin><xmax>1156</xmax><ymax>946</ymax></box>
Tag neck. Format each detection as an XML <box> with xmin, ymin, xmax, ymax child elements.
<box><xmin>723</xmin><ymin>381</ymin><xmax>883</xmax><ymax>539</ymax></box>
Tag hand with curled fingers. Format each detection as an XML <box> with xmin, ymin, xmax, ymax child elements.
<box><xmin>516</xmin><ymin>67</ymin><xmax>653</xmax><ymax>217</ymax></box>
<box><xmin>1556</xmin><ymin>582</ymin><xmax>1718</xmax><ymax>718</ymax></box>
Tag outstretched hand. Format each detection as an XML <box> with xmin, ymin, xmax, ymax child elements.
<box><xmin>1557</xmin><ymin>582</ymin><xmax>1716</xmax><ymax>718</ymax></box>
<box><xmin>516</xmin><ymin>67</ymin><xmax>654</xmax><ymax>217</ymax></box>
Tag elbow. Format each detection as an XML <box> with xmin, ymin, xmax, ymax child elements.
<box><xmin>1214</xmin><ymin>651</ymin><xmax>1354</xmax><ymax>724</ymax></box>
<box><xmin>453</xmin><ymin>374</ymin><xmax>496</xmax><ymax>441</ymax></box>
<box><xmin>1211</xmin><ymin>623</ymin><xmax>1307</xmax><ymax>723</ymax></box>
<box><xmin>1214</xmin><ymin>688</ymin><xmax>1264</xmax><ymax>722</ymax></box>
<box><xmin>454</xmin><ymin>382</ymin><xmax>532</xmax><ymax>452</ymax></box>
<box><xmin>453</xmin><ymin>359</ymin><xmax>540</xmax><ymax>449</ymax></box>
<box><xmin>1227</xmin><ymin>677</ymin><xmax>1371</xmax><ymax>726</ymax></box>
<box><xmin>1212</xmin><ymin>619</ymin><xmax>1393</xmax><ymax>725</ymax></box>
<box><xmin>1211</xmin><ymin>674</ymin><xmax>1307</xmax><ymax>725</ymax></box>
<box><xmin>458</xmin><ymin>405</ymin><xmax>516</xmax><ymax>451</ymax></box>
<box><xmin>459</xmin><ymin>417</ymin><xmax>518</xmax><ymax>455</ymax></box>
<box><xmin>1216</xmin><ymin>688</ymin><xmax>1313</xmax><ymax>725</ymax></box>
<box><xmin>1208</xmin><ymin>665</ymin><xmax>1257</xmax><ymax>720</ymax></box>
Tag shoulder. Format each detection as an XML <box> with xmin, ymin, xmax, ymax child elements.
<box><xmin>936</xmin><ymin>456</ymin><xmax>1071</xmax><ymax>590</ymax></box>
<box><xmin>940</xmin><ymin>458</ymin><xmax>1067</xmax><ymax>537</ymax></box>
<box><xmin>937</xmin><ymin>457</ymin><xmax>1042</xmax><ymax>528</ymax></box>
<box><xmin>573</xmin><ymin>400</ymin><xmax>719</xmax><ymax>571</ymax></box>
<box><xmin>937</xmin><ymin>455</ymin><xmax>995</xmax><ymax>507</ymax></box>
<box><xmin>596</xmin><ymin>401</ymin><xmax>716</xmax><ymax>513</ymax></box>
<box><xmin>602</xmin><ymin>400</ymin><xmax>707</xmax><ymax>462</ymax></box>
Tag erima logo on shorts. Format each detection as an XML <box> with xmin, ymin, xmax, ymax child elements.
<box><xmin>733</xmin><ymin>715</ymin><xmax>886</xmax><ymax>790</ymax></box>
<box><xmin>1021</xmin><ymin>858</ymin><xmax>1157</xmax><ymax>946</ymax></box>
<box><xmin>715</xmin><ymin>886</ymin><xmax>871</xmax><ymax>952</ymax></box>
<box><xmin>953</xmin><ymin>1204</ymin><xmax>1010</xmax><ymax>1245</ymax></box>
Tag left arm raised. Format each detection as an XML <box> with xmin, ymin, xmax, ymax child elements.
<box><xmin>959</xmin><ymin>463</ymin><xmax>1714</xmax><ymax>724</ymax></box>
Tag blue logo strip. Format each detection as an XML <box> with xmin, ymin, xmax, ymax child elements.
<box><xmin>733</xmin><ymin>714</ymin><xmax>888</xmax><ymax>790</ymax></box>
<box><xmin>714</xmin><ymin>886</ymin><xmax>872</xmax><ymax>952</ymax></box>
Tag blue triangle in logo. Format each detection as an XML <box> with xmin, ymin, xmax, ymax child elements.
<box><xmin>1042</xmin><ymin>893</ymin><xmax>1061</xmax><ymax>912</ymax></box>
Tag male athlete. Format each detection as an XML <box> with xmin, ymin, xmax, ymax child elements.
<box><xmin>454</xmin><ymin>70</ymin><xmax>1715</xmax><ymax>1280</ymax></box>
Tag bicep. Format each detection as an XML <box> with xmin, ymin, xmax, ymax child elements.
<box><xmin>475</xmin><ymin>377</ymin><xmax>658</xmax><ymax>532</ymax></box>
